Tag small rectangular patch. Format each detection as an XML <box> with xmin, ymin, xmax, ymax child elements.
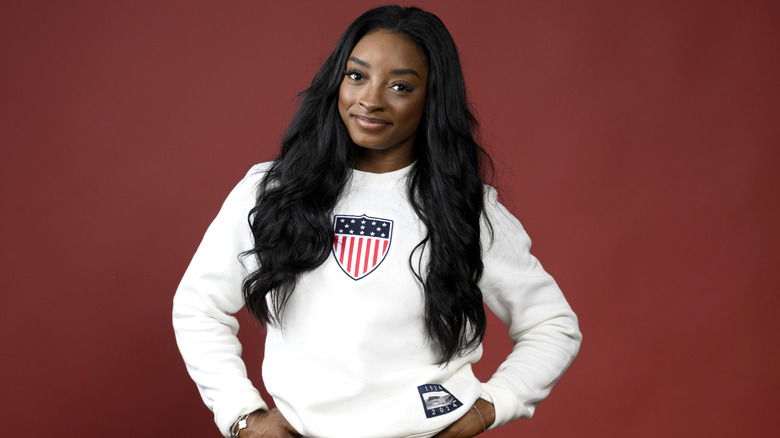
<box><xmin>417</xmin><ymin>384</ymin><xmax>463</xmax><ymax>418</ymax></box>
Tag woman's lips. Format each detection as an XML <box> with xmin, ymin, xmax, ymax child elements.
<box><xmin>353</xmin><ymin>114</ymin><xmax>391</xmax><ymax>131</ymax></box>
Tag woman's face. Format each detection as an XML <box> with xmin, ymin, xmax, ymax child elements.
<box><xmin>338</xmin><ymin>30</ymin><xmax>428</xmax><ymax>170</ymax></box>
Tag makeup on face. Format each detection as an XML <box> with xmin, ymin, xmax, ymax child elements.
<box><xmin>338</xmin><ymin>30</ymin><xmax>428</xmax><ymax>172</ymax></box>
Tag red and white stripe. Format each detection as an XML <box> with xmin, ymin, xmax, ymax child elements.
<box><xmin>334</xmin><ymin>234</ymin><xmax>390</xmax><ymax>279</ymax></box>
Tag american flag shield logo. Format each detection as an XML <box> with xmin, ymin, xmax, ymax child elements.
<box><xmin>332</xmin><ymin>214</ymin><xmax>393</xmax><ymax>280</ymax></box>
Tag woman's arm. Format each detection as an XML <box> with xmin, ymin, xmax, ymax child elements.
<box><xmin>172</xmin><ymin>164</ymin><xmax>271</xmax><ymax>437</ymax></box>
<box><xmin>238</xmin><ymin>409</ymin><xmax>301</xmax><ymax>438</ymax></box>
<box><xmin>477</xmin><ymin>187</ymin><xmax>582</xmax><ymax>428</ymax></box>
<box><xmin>432</xmin><ymin>398</ymin><xmax>496</xmax><ymax>438</ymax></box>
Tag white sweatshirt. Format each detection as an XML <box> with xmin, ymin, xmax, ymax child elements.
<box><xmin>172</xmin><ymin>162</ymin><xmax>581</xmax><ymax>438</ymax></box>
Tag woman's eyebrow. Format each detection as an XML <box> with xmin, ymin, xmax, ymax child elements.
<box><xmin>348</xmin><ymin>57</ymin><xmax>371</xmax><ymax>68</ymax></box>
<box><xmin>389</xmin><ymin>68</ymin><xmax>421</xmax><ymax>79</ymax></box>
<box><xmin>348</xmin><ymin>57</ymin><xmax>421</xmax><ymax>79</ymax></box>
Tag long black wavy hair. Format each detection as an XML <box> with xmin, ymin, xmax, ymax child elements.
<box><xmin>243</xmin><ymin>5</ymin><xmax>493</xmax><ymax>364</ymax></box>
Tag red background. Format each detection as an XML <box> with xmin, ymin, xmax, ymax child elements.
<box><xmin>1</xmin><ymin>1</ymin><xmax>778</xmax><ymax>436</ymax></box>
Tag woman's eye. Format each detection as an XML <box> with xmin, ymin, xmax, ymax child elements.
<box><xmin>345</xmin><ymin>71</ymin><xmax>364</xmax><ymax>81</ymax></box>
<box><xmin>391</xmin><ymin>83</ymin><xmax>413</xmax><ymax>93</ymax></box>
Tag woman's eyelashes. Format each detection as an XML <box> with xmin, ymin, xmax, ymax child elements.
<box><xmin>344</xmin><ymin>69</ymin><xmax>365</xmax><ymax>82</ymax></box>
<box><xmin>344</xmin><ymin>69</ymin><xmax>415</xmax><ymax>94</ymax></box>
<box><xmin>390</xmin><ymin>82</ymin><xmax>414</xmax><ymax>93</ymax></box>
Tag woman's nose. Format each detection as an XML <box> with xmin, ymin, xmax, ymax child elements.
<box><xmin>359</xmin><ymin>84</ymin><xmax>385</xmax><ymax>111</ymax></box>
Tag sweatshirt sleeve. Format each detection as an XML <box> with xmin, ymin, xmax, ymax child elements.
<box><xmin>172</xmin><ymin>164</ymin><xmax>270</xmax><ymax>437</ymax></box>
<box><xmin>478</xmin><ymin>186</ymin><xmax>582</xmax><ymax>428</ymax></box>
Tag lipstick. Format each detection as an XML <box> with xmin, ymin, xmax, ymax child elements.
<box><xmin>353</xmin><ymin>114</ymin><xmax>391</xmax><ymax>131</ymax></box>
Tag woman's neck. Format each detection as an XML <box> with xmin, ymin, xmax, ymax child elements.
<box><xmin>353</xmin><ymin>149</ymin><xmax>415</xmax><ymax>173</ymax></box>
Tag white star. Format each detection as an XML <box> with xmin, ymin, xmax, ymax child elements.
<box><xmin>351</xmin><ymin>219</ymin><xmax>355</xmax><ymax>223</ymax></box>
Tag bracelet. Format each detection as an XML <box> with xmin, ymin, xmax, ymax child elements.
<box><xmin>230</xmin><ymin>413</ymin><xmax>250</xmax><ymax>438</ymax></box>
<box><xmin>472</xmin><ymin>405</ymin><xmax>486</xmax><ymax>432</ymax></box>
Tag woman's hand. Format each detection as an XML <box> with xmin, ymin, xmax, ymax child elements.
<box><xmin>238</xmin><ymin>408</ymin><xmax>302</xmax><ymax>438</ymax></box>
<box><xmin>432</xmin><ymin>398</ymin><xmax>495</xmax><ymax>438</ymax></box>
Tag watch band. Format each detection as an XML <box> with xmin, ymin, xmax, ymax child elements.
<box><xmin>229</xmin><ymin>413</ymin><xmax>250</xmax><ymax>438</ymax></box>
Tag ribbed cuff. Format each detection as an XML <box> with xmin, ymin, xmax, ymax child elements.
<box><xmin>481</xmin><ymin>378</ymin><xmax>526</xmax><ymax>429</ymax></box>
<box><xmin>214</xmin><ymin>388</ymin><xmax>268</xmax><ymax>437</ymax></box>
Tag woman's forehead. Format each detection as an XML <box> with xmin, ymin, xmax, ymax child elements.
<box><xmin>348</xmin><ymin>30</ymin><xmax>428</xmax><ymax>71</ymax></box>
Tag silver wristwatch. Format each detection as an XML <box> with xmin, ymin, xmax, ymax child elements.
<box><xmin>229</xmin><ymin>413</ymin><xmax>250</xmax><ymax>438</ymax></box>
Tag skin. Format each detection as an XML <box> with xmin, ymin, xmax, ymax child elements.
<box><xmin>432</xmin><ymin>398</ymin><xmax>496</xmax><ymax>438</ymax></box>
<box><xmin>338</xmin><ymin>30</ymin><xmax>428</xmax><ymax>173</ymax></box>
<box><xmin>239</xmin><ymin>408</ymin><xmax>300</xmax><ymax>438</ymax></box>
<box><xmin>241</xmin><ymin>399</ymin><xmax>495</xmax><ymax>438</ymax></box>
<box><xmin>242</xmin><ymin>29</ymin><xmax>496</xmax><ymax>438</ymax></box>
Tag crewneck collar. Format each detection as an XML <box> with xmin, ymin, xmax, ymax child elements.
<box><xmin>350</xmin><ymin>161</ymin><xmax>415</xmax><ymax>188</ymax></box>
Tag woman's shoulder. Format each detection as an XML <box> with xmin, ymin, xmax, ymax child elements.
<box><xmin>219</xmin><ymin>161</ymin><xmax>274</xmax><ymax>207</ymax></box>
<box><xmin>233</xmin><ymin>161</ymin><xmax>273</xmax><ymax>188</ymax></box>
<box><xmin>482</xmin><ymin>184</ymin><xmax>499</xmax><ymax>203</ymax></box>
<box><xmin>481</xmin><ymin>184</ymin><xmax>526</xmax><ymax>236</ymax></box>
<box><xmin>246</xmin><ymin>161</ymin><xmax>274</xmax><ymax>178</ymax></box>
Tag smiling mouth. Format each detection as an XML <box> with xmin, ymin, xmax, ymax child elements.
<box><xmin>353</xmin><ymin>114</ymin><xmax>391</xmax><ymax>131</ymax></box>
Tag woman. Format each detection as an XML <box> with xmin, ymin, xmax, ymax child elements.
<box><xmin>173</xmin><ymin>5</ymin><xmax>581</xmax><ymax>438</ymax></box>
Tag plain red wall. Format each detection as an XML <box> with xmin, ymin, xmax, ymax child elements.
<box><xmin>1</xmin><ymin>0</ymin><xmax>778</xmax><ymax>436</ymax></box>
